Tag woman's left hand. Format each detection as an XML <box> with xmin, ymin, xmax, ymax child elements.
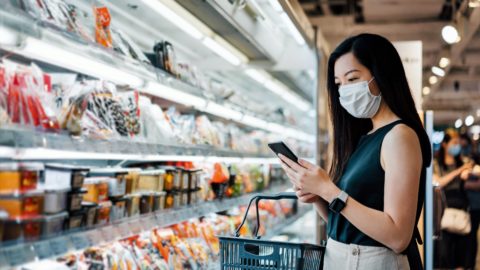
<box><xmin>278</xmin><ymin>154</ymin><xmax>338</xmax><ymax>201</ymax></box>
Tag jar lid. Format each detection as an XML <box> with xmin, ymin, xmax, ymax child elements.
<box><xmin>45</xmin><ymin>163</ymin><xmax>90</xmax><ymax>171</ymax></box>
<box><xmin>43</xmin><ymin>212</ymin><xmax>68</xmax><ymax>221</ymax></box>
<box><xmin>139</xmin><ymin>169</ymin><xmax>166</xmax><ymax>176</ymax></box>
<box><xmin>0</xmin><ymin>162</ymin><xmax>44</xmax><ymax>171</ymax></box>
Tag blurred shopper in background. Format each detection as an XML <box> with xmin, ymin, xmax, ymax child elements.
<box><xmin>433</xmin><ymin>130</ymin><xmax>474</xmax><ymax>269</ymax></box>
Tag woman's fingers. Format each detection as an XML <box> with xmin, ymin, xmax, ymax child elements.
<box><xmin>298</xmin><ymin>159</ymin><xmax>316</xmax><ymax>170</ymax></box>
<box><xmin>278</xmin><ymin>154</ymin><xmax>306</xmax><ymax>173</ymax></box>
<box><xmin>280</xmin><ymin>163</ymin><xmax>300</xmax><ymax>187</ymax></box>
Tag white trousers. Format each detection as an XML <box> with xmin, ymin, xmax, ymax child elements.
<box><xmin>323</xmin><ymin>238</ymin><xmax>410</xmax><ymax>270</ymax></box>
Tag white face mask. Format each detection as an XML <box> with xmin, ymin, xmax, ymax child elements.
<box><xmin>338</xmin><ymin>77</ymin><xmax>381</xmax><ymax>119</ymax></box>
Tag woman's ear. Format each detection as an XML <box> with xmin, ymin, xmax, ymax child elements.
<box><xmin>369</xmin><ymin>79</ymin><xmax>381</xmax><ymax>96</ymax></box>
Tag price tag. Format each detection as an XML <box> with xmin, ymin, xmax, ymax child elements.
<box><xmin>2</xmin><ymin>244</ymin><xmax>35</xmax><ymax>266</ymax></box>
<box><xmin>115</xmin><ymin>222</ymin><xmax>131</xmax><ymax>238</ymax></box>
<box><xmin>33</xmin><ymin>240</ymin><xmax>53</xmax><ymax>260</ymax></box>
<box><xmin>70</xmin><ymin>233</ymin><xmax>90</xmax><ymax>250</ymax></box>
<box><xmin>101</xmin><ymin>226</ymin><xmax>116</xmax><ymax>242</ymax></box>
<box><xmin>129</xmin><ymin>220</ymin><xmax>143</xmax><ymax>235</ymax></box>
<box><xmin>49</xmin><ymin>236</ymin><xmax>70</xmax><ymax>256</ymax></box>
<box><xmin>86</xmin><ymin>230</ymin><xmax>104</xmax><ymax>246</ymax></box>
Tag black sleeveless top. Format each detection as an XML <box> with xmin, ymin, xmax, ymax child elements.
<box><xmin>328</xmin><ymin>120</ymin><xmax>424</xmax><ymax>248</ymax></box>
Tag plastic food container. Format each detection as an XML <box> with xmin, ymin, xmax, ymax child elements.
<box><xmin>96</xmin><ymin>201</ymin><xmax>112</xmax><ymax>225</ymax></box>
<box><xmin>152</xmin><ymin>192</ymin><xmax>166</xmax><ymax>211</ymax></box>
<box><xmin>68</xmin><ymin>189</ymin><xmax>87</xmax><ymax>212</ymax></box>
<box><xmin>2</xmin><ymin>216</ymin><xmax>43</xmax><ymax>241</ymax></box>
<box><xmin>161</xmin><ymin>167</ymin><xmax>180</xmax><ymax>192</ymax></box>
<box><xmin>89</xmin><ymin>168</ymin><xmax>128</xmax><ymax>198</ymax></box>
<box><xmin>42</xmin><ymin>212</ymin><xmax>68</xmax><ymax>236</ymax></box>
<box><xmin>165</xmin><ymin>192</ymin><xmax>174</xmax><ymax>209</ymax></box>
<box><xmin>173</xmin><ymin>192</ymin><xmax>181</xmax><ymax>208</ymax></box>
<box><xmin>44</xmin><ymin>188</ymin><xmax>69</xmax><ymax>214</ymax></box>
<box><xmin>180</xmin><ymin>190</ymin><xmax>188</xmax><ymax>206</ymax></box>
<box><xmin>83</xmin><ymin>178</ymin><xmax>109</xmax><ymax>203</ymax></box>
<box><xmin>188</xmin><ymin>169</ymin><xmax>202</xmax><ymax>190</ymax></box>
<box><xmin>44</xmin><ymin>164</ymin><xmax>89</xmax><ymax>190</ymax></box>
<box><xmin>0</xmin><ymin>191</ymin><xmax>43</xmax><ymax>218</ymax></box>
<box><xmin>66</xmin><ymin>211</ymin><xmax>85</xmax><ymax>230</ymax></box>
<box><xmin>125</xmin><ymin>169</ymin><xmax>141</xmax><ymax>194</ymax></box>
<box><xmin>0</xmin><ymin>162</ymin><xmax>43</xmax><ymax>192</ymax></box>
<box><xmin>0</xmin><ymin>210</ymin><xmax>7</xmax><ymax>241</ymax></box>
<box><xmin>110</xmin><ymin>198</ymin><xmax>127</xmax><ymax>221</ymax></box>
<box><xmin>138</xmin><ymin>169</ymin><xmax>165</xmax><ymax>192</ymax></box>
<box><xmin>126</xmin><ymin>194</ymin><xmax>140</xmax><ymax>217</ymax></box>
<box><xmin>140</xmin><ymin>193</ymin><xmax>154</xmax><ymax>214</ymax></box>
<box><xmin>82</xmin><ymin>202</ymin><xmax>98</xmax><ymax>227</ymax></box>
<box><xmin>188</xmin><ymin>188</ymin><xmax>202</xmax><ymax>205</ymax></box>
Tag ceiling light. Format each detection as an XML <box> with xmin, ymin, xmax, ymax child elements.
<box><xmin>474</xmin><ymin>133</ymin><xmax>480</xmax><ymax>141</ymax></box>
<box><xmin>202</xmin><ymin>37</ymin><xmax>242</xmax><ymax>66</ymax></box>
<box><xmin>280</xmin><ymin>12</ymin><xmax>306</xmax><ymax>46</ymax></box>
<box><xmin>466</xmin><ymin>115</ymin><xmax>475</xmax><ymax>126</ymax></box>
<box><xmin>422</xmin><ymin>86</ymin><xmax>431</xmax><ymax>96</ymax></box>
<box><xmin>431</xmin><ymin>66</ymin><xmax>445</xmax><ymax>77</ymax></box>
<box><xmin>442</xmin><ymin>25</ymin><xmax>460</xmax><ymax>44</ymax></box>
<box><xmin>455</xmin><ymin>118</ymin><xmax>463</xmax><ymax>128</ymax></box>
<box><xmin>439</xmin><ymin>57</ymin><xmax>450</xmax><ymax>68</ymax></box>
<box><xmin>470</xmin><ymin>125</ymin><xmax>480</xmax><ymax>134</ymax></box>
<box><xmin>469</xmin><ymin>0</ymin><xmax>480</xmax><ymax>8</ymax></box>
<box><xmin>429</xmin><ymin>75</ymin><xmax>438</xmax><ymax>85</ymax></box>
<box><xmin>22</xmin><ymin>38</ymin><xmax>144</xmax><ymax>87</ymax></box>
<box><xmin>268</xmin><ymin>0</ymin><xmax>283</xmax><ymax>12</ymax></box>
<box><xmin>141</xmin><ymin>0</ymin><xmax>203</xmax><ymax>40</ymax></box>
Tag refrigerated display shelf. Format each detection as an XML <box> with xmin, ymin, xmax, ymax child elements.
<box><xmin>0</xmin><ymin>6</ymin><xmax>315</xmax><ymax>143</ymax></box>
<box><xmin>0</xmin><ymin>183</ymin><xmax>291</xmax><ymax>268</ymax></box>
<box><xmin>263</xmin><ymin>207</ymin><xmax>312</xmax><ymax>240</ymax></box>
<box><xmin>0</xmin><ymin>126</ymin><xmax>280</xmax><ymax>161</ymax></box>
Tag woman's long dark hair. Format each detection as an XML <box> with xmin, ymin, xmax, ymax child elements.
<box><xmin>327</xmin><ymin>33</ymin><xmax>432</xmax><ymax>182</ymax></box>
<box><xmin>437</xmin><ymin>133</ymin><xmax>463</xmax><ymax>170</ymax></box>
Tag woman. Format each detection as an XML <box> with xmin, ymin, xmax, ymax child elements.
<box><xmin>278</xmin><ymin>33</ymin><xmax>431</xmax><ymax>270</ymax></box>
<box><xmin>433</xmin><ymin>131</ymin><xmax>473</xmax><ymax>269</ymax></box>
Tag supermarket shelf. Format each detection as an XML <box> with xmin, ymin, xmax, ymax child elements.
<box><xmin>0</xmin><ymin>184</ymin><xmax>291</xmax><ymax>268</ymax></box>
<box><xmin>0</xmin><ymin>6</ymin><xmax>315</xmax><ymax>143</ymax></box>
<box><xmin>0</xmin><ymin>126</ymin><xmax>281</xmax><ymax>162</ymax></box>
<box><xmin>263</xmin><ymin>207</ymin><xmax>312</xmax><ymax>240</ymax></box>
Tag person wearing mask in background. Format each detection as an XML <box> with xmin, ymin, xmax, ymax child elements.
<box><xmin>433</xmin><ymin>131</ymin><xmax>474</xmax><ymax>269</ymax></box>
<box><xmin>277</xmin><ymin>34</ymin><xmax>431</xmax><ymax>269</ymax></box>
<box><xmin>460</xmin><ymin>133</ymin><xmax>475</xmax><ymax>160</ymax></box>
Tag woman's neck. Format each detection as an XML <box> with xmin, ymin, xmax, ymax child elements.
<box><xmin>370</xmin><ymin>102</ymin><xmax>401</xmax><ymax>132</ymax></box>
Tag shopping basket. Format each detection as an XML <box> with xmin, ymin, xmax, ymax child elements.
<box><xmin>219</xmin><ymin>192</ymin><xmax>325</xmax><ymax>270</ymax></box>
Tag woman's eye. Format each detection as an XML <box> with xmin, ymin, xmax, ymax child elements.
<box><xmin>348</xmin><ymin>78</ymin><xmax>358</xmax><ymax>82</ymax></box>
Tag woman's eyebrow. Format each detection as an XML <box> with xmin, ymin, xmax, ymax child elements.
<box><xmin>334</xmin><ymin>69</ymin><xmax>360</xmax><ymax>79</ymax></box>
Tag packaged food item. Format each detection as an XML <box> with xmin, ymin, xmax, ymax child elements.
<box><xmin>67</xmin><ymin>189</ymin><xmax>86</xmax><ymax>212</ymax></box>
<box><xmin>138</xmin><ymin>169</ymin><xmax>165</xmax><ymax>192</ymax></box>
<box><xmin>94</xmin><ymin>5</ymin><xmax>112</xmax><ymax>48</ymax></box>
<box><xmin>82</xmin><ymin>202</ymin><xmax>98</xmax><ymax>227</ymax></box>
<box><xmin>89</xmin><ymin>168</ymin><xmax>129</xmax><ymax>198</ymax></box>
<box><xmin>2</xmin><ymin>216</ymin><xmax>43</xmax><ymax>241</ymax></box>
<box><xmin>151</xmin><ymin>41</ymin><xmax>177</xmax><ymax>75</ymax></box>
<box><xmin>66</xmin><ymin>211</ymin><xmax>84</xmax><ymax>230</ymax></box>
<box><xmin>44</xmin><ymin>188</ymin><xmax>69</xmax><ymax>214</ymax></box>
<box><xmin>125</xmin><ymin>169</ymin><xmax>140</xmax><ymax>194</ymax></box>
<box><xmin>153</xmin><ymin>192</ymin><xmax>166</xmax><ymax>211</ymax></box>
<box><xmin>125</xmin><ymin>194</ymin><xmax>140</xmax><ymax>217</ymax></box>
<box><xmin>180</xmin><ymin>190</ymin><xmax>188</xmax><ymax>206</ymax></box>
<box><xmin>162</xmin><ymin>167</ymin><xmax>176</xmax><ymax>192</ymax></box>
<box><xmin>96</xmin><ymin>201</ymin><xmax>112</xmax><ymax>225</ymax></box>
<box><xmin>110</xmin><ymin>198</ymin><xmax>126</xmax><ymax>221</ymax></box>
<box><xmin>42</xmin><ymin>212</ymin><xmax>68</xmax><ymax>236</ymax></box>
<box><xmin>165</xmin><ymin>192</ymin><xmax>174</xmax><ymax>209</ymax></box>
<box><xmin>0</xmin><ymin>191</ymin><xmax>43</xmax><ymax>218</ymax></box>
<box><xmin>0</xmin><ymin>162</ymin><xmax>43</xmax><ymax>192</ymax></box>
<box><xmin>173</xmin><ymin>192</ymin><xmax>181</xmax><ymax>208</ymax></box>
<box><xmin>83</xmin><ymin>178</ymin><xmax>109</xmax><ymax>203</ymax></box>
<box><xmin>140</xmin><ymin>193</ymin><xmax>154</xmax><ymax>214</ymax></box>
<box><xmin>43</xmin><ymin>164</ymin><xmax>89</xmax><ymax>190</ymax></box>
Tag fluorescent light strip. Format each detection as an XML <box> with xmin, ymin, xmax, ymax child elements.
<box><xmin>241</xmin><ymin>115</ymin><xmax>269</xmax><ymax>129</ymax></box>
<box><xmin>268</xmin><ymin>0</ymin><xmax>284</xmax><ymax>12</ymax></box>
<box><xmin>145</xmin><ymin>82</ymin><xmax>207</xmax><ymax>109</ymax></box>
<box><xmin>202</xmin><ymin>37</ymin><xmax>242</xmax><ymax>66</ymax></box>
<box><xmin>280</xmin><ymin>13</ymin><xmax>305</xmax><ymax>46</ymax></box>
<box><xmin>141</xmin><ymin>0</ymin><xmax>203</xmax><ymax>40</ymax></box>
<box><xmin>22</xmin><ymin>38</ymin><xmax>144</xmax><ymax>87</ymax></box>
<box><xmin>205</xmin><ymin>102</ymin><xmax>243</xmax><ymax>121</ymax></box>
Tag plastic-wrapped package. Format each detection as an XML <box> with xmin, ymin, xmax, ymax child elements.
<box><xmin>117</xmin><ymin>90</ymin><xmax>141</xmax><ymax>137</ymax></box>
<box><xmin>94</xmin><ymin>5</ymin><xmax>112</xmax><ymax>48</ymax></box>
<box><xmin>111</xmin><ymin>29</ymin><xmax>150</xmax><ymax>63</ymax></box>
<box><xmin>165</xmin><ymin>107</ymin><xmax>194</xmax><ymax>144</ymax></box>
<box><xmin>194</xmin><ymin>115</ymin><xmax>219</xmax><ymax>146</ymax></box>
<box><xmin>139</xmin><ymin>97</ymin><xmax>176</xmax><ymax>144</ymax></box>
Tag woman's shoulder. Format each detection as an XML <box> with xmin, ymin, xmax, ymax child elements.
<box><xmin>384</xmin><ymin>123</ymin><xmax>419</xmax><ymax>145</ymax></box>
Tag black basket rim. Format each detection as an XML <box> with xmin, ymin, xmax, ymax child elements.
<box><xmin>218</xmin><ymin>235</ymin><xmax>325</xmax><ymax>250</ymax></box>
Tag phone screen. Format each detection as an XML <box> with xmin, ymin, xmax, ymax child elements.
<box><xmin>268</xmin><ymin>142</ymin><xmax>299</xmax><ymax>164</ymax></box>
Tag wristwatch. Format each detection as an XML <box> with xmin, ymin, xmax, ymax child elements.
<box><xmin>329</xmin><ymin>190</ymin><xmax>349</xmax><ymax>214</ymax></box>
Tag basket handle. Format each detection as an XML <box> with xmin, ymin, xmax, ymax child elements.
<box><xmin>234</xmin><ymin>192</ymin><xmax>297</xmax><ymax>237</ymax></box>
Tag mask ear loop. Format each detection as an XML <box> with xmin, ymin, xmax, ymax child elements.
<box><xmin>368</xmin><ymin>77</ymin><xmax>375</xmax><ymax>84</ymax></box>
<box><xmin>367</xmin><ymin>77</ymin><xmax>381</xmax><ymax>97</ymax></box>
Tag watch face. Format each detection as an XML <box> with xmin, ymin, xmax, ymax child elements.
<box><xmin>330</xmin><ymin>198</ymin><xmax>346</xmax><ymax>213</ymax></box>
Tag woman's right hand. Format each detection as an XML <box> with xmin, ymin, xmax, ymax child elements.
<box><xmin>459</xmin><ymin>162</ymin><xmax>474</xmax><ymax>181</ymax></box>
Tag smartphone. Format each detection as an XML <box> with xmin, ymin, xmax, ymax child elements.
<box><xmin>268</xmin><ymin>142</ymin><xmax>299</xmax><ymax>164</ymax></box>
